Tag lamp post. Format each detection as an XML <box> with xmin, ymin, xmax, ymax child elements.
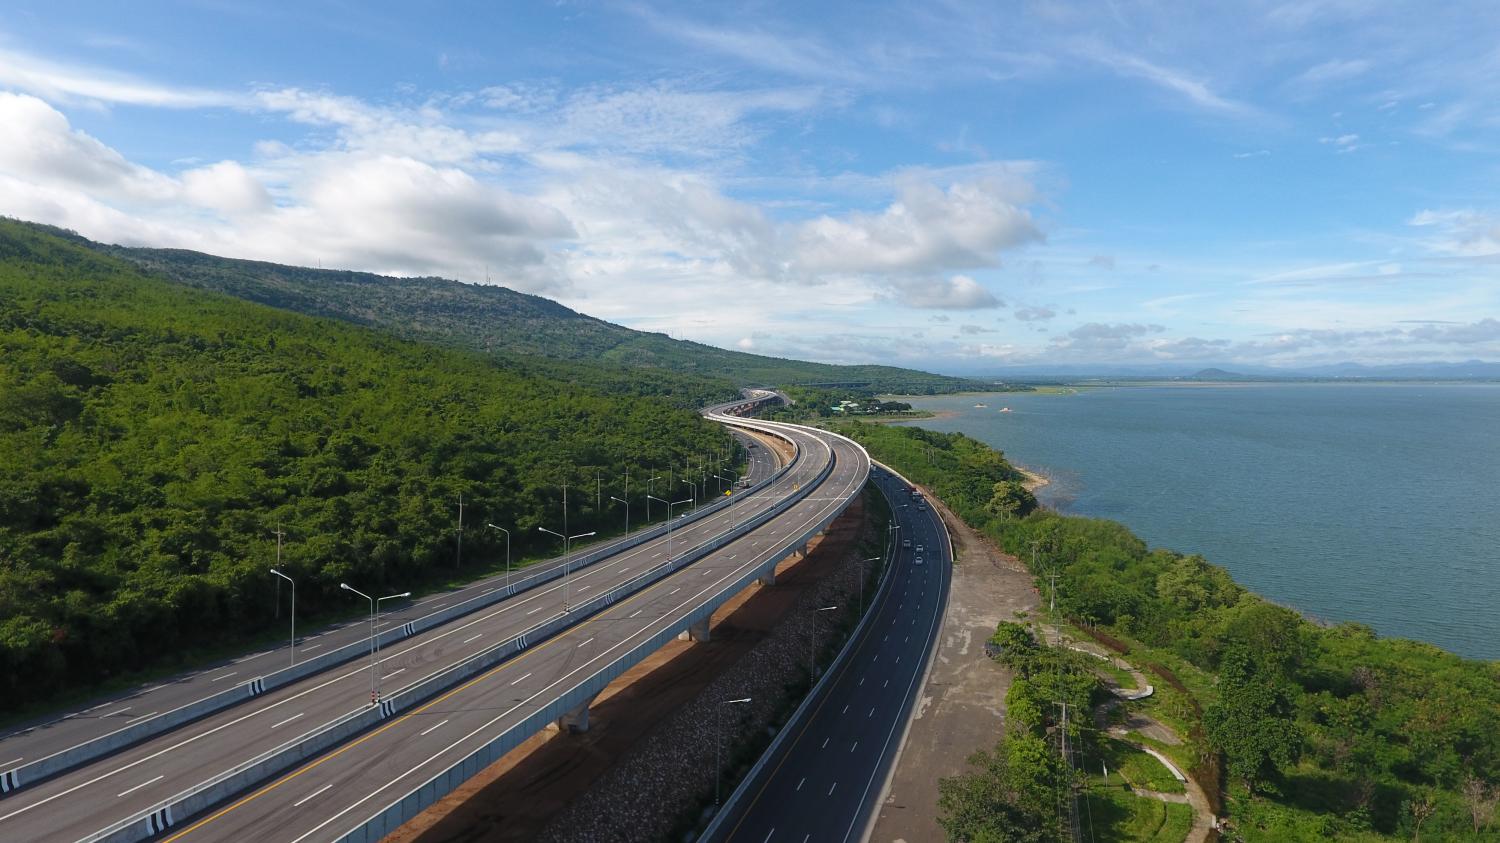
<box><xmin>645</xmin><ymin>475</ymin><xmax>661</xmax><ymax>522</ymax></box>
<box><xmin>486</xmin><ymin>523</ymin><xmax>510</xmax><ymax>587</ymax></box>
<box><xmin>340</xmin><ymin>583</ymin><xmax>411</xmax><ymax>704</ymax></box>
<box><xmin>715</xmin><ymin>697</ymin><xmax>753</xmax><ymax>805</ymax></box>
<box><xmin>809</xmin><ymin>605</ymin><xmax>838</xmax><ymax>683</ymax></box>
<box><xmin>269</xmin><ymin>568</ymin><xmax>295</xmax><ymax>667</ymax></box>
<box><xmin>858</xmin><ymin>556</ymin><xmax>880</xmax><ymax>615</ymax></box>
<box><xmin>539</xmin><ymin>527</ymin><xmax>596</xmax><ymax>610</ymax></box>
<box><xmin>610</xmin><ymin>495</ymin><xmax>629</xmax><ymax>533</ymax></box>
<box><xmin>647</xmin><ymin>495</ymin><xmax>693</xmax><ymax>562</ymax></box>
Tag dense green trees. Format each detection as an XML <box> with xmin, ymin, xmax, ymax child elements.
<box><xmin>0</xmin><ymin>220</ymin><xmax>734</xmax><ymax>715</ymax></box>
<box><xmin>841</xmin><ymin>420</ymin><xmax>1500</xmax><ymax>840</ymax></box>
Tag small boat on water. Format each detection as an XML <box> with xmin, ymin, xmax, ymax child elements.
<box><xmin>999</xmin><ymin>407</ymin><xmax>1012</xmax><ymax>413</ymax></box>
<box><xmin>974</xmin><ymin>403</ymin><xmax>988</xmax><ymax>408</ymax></box>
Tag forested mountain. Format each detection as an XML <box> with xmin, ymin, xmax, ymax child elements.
<box><xmin>11</xmin><ymin>222</ymin><xmax>977</xmax><ymax>393</ymax></box>
<box><xmin>0</xmin><ymin>219</ymin><xmax>732</xmax><ymax>713</ymax></box>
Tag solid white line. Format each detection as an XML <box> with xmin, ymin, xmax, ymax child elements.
<box><xmin>301</xmin><ymin>644</ymin><xmax>324</xmax><ymax>652</ymax></box>
<box><xmin>0</xmin><ymin>757</ymin><xmax>22</xmax><ymax>767</ymax></box>
<box><xmin>509</xmin><ymin>672</ymin><xmax>532</xmax><ymax>686</ymax></box>
<box><xmin>463</xmin><ymin>634</ymin><xmax>483</xmax><ymax>644</ymax></box>
<box><xmin>124</xmin><ymin>711</ymin><xmax>159</xmax><ymax>724</ymax></box>
<box><xmin>292</xmin><ymin>783</ymin><xmax>333</xmax><ymax>807</ymax></box>
<box><xmin>763</xmin><ymin>830</ymin><xmax>775</xmax><ymax>843</ymax></box>
<box><xmin>116</xmin><ymin>774</ymin><xmax>163</xmax><ymax>798</ymax></box>
<box><xmin>210</xmin><ymin>671</ymin><xmax>238</xmax><ymax>682</ymax></box>
<box><xmin>271</xmin><ymin>713</ymin><xmax>304</xmax><ymax>729</ymax></box>
<box><xmin>100</xmin><ymin>707</ymin><xmax>131</xmax><ymax>718</ymax></box>
<box><xmin>577</xmin><ymin>638</ymin><xmax>594</xmax><ymax>648</ymax></box>
<box><xmin>419</xmin><ymin>719</ymin><xmax>449</xmax><ymax>736</ymax></box>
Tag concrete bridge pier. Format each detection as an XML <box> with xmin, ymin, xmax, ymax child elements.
<box><xmin>757</xmin><ymin>568</ymin><xmax>776</xmax><ymax>586</ymax></box>
<box><xmin>554</xmin><ymin>694</ymin><xmax>597</xmax><ymax>733</ymax></box>
<box><xmin>678</xmin><ymin>617</ymin><xmax>712</xmax><ymax>642</ymax></box>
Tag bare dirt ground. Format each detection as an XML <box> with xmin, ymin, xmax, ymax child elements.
<box><xmin>389</xmin><ymin>496</ymin><xmax>867</xmax><ymax>843</ymax></box>
<box><xmin>868</xmin><ymin>489</ymin><xmax>1041</xmax><ymax>843</ymax></box>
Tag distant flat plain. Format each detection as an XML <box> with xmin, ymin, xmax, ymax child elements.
<box><xmin>898</xmin><ymin>382</ymin><xmax>1500</xmax><ymax>660</ymax></box>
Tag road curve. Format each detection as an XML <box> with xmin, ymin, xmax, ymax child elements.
<box><xmin>1</xmin><ymin>407</ymin><xmax>867</xmax><ymax>843</ymax></box>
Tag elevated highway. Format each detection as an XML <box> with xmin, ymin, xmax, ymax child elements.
<box><xmin>1</xmin><ymin>402</ymin><xmax>870</xmax><ymax>843</ymax></box>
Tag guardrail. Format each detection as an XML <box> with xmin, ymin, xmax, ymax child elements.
<box><xmin>1</xmin><ymin>428</ymin><xmax>800</xmax><ymax>799</ymax></box>
<box><xmin>327</xmin><ymin>426</ymin><xmax>866</xmax><ymax>843</ymax></box>
<box><xmin>81</xmin><ymin>426</ymin><xmax>838</xmax><ymax>843</ymax></box>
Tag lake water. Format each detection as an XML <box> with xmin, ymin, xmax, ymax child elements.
<box><xmin>898</xmin><ymin>384</ymin><xmax>1500</xmax><ymax>661</ymax></box>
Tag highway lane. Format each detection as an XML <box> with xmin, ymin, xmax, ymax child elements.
<box><xmin>0</xmin><ymin>428</ymin><xmax>817</xmax><ymax>842</ymax></box>
<box><xmin>710</xmin><ymin>463</ymin><xmax>952</xmax><ymax>843</ymax></box>
<box><xmin>148</xmin><ymin>424</ymin><xmax>867</xmax><ymax>843</ymax></box>
<box><xmin>0</xmin><ymin>429</ymin><xmax>778</xmax><ymax>788</ymax></box>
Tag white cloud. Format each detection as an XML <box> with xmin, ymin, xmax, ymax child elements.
<box><xmin>1409</xmin><ymin>209</ymin><xmax>1500</xmax><ymax>256</ymax></box>
<box><xmin>1014</xmin><ymin>306</ymin><xmax>1056</xmax><ymax>322</ymax></box>
<box><xmin>1290</xmin><ymin>58</ymin><xmax>1371</xmax><ymax>91</ymax></box>
<box><xmin>896</xmin><ymin>275</ymin><xmax>1002</xmax><ymax>310</ymax></box>
<box><xmin>1078</xmin><ymin>44</ymin><xmax>1259</xmax><ymax>118</ymax></box>
<box><xmin>0</xmin><ymin>93</ymin><xmax>177</xmax><ymax>202</ymax></box>
<box><xmin>181</xmin><ymin>161</ymin><xmax>272</xmax><ymax>215</ymax></box>
<box><xmin>0</xmin><ymin>46</ymin><xmax>237</xmax><ymax>108</ymax></box>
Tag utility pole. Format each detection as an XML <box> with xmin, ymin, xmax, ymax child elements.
<box><xmin>455</xmin><ymin>493</ymin><xmax>464</xmax><ymax>569</ymax></box>
<box><xmin>272</xmin><ymin>524</ymin><xmax>286</xmax><ymax>617</ymax></box>
<box><xmin>596</xmin><ymin>471</ymin><xmax>602</xmax><ymax>516</ymax></box>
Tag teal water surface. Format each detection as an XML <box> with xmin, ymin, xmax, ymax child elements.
<box><xmin>899</xmin><ymin>384</ymin><xmax>1500</xmax><ymax>660</ymax></box>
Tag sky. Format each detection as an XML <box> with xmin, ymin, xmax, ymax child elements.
<box><xmin>1</xmin><ymin>1</ymin><xmax>1498</xmax><ymax>374</ymax></box>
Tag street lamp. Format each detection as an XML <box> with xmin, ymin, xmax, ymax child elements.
<box><xmin>486</xmin><ymin>523</ymin><xmax>510</xmax><ymax>587</ymax></box>
<box><xmin>858</xmin><ymin>556</ymin><xmax>880</xmax><ymax>615</ymax></box>
<box><xmin>809</xmin><ymin>605</ymin><xmax>838</xmax><ymax>684</ymax></box>
<box><xmin>610</xmin><ymin>495</ymin><xmax>629</xmax><ymax>533</ymax></box>
<box><xmin>269</xmin><ymin>568</ymin><xmax>295</xmax><ymax>667</ymax></box>
<box><xmin>644</xmin><ymin>475</ymin><xmax>661</xmax><ymax>522</ymax></box>
<box><xmin>340</xmin><ymin>583</ymin><xmax>410</xmax><ymax>704</ymax></box>
<box><xmin>647</xmin><ymin>495</ymin><xmax>692</xmax><ymax>562</ymax></box>
<box><xmin>715</xmin><ymin>697</ymin><xmax>753</xmax><ymax>805</ymax></box>
<box><xmin>539</xmin><ymin>527</ymin><xmax>596</xmax><ymax>610</ymax></box>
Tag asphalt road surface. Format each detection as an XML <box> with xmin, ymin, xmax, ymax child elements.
<box><xmin>709</xmin><ymin>464</ymin><xmax>951</xmax><ymax>843</ymax></box>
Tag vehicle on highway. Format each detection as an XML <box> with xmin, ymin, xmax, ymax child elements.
<box><xmin>915</xmin><ymin>555</ymin><xmax>924</xmax><ymax>565</ymax></box>
<box><xmin>902</xmin><ymin>538</ymin><xmax>911</xmax><ymax>548</ymax></box>
<box><xmin>916</xmin><ymin>544</ymin><xmax>924</xmax><ymax>553</ymax></box>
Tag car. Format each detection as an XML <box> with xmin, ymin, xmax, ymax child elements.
<box><xmin>915</xmin><ymin>555</ymin><xmax>924</xmax><ymax>565</ymax></box>
<box><xmin>902</xmin><ymin>538</ymin><xmax>911</xmax><ymax>548</ymax></box>
<box><xmin>916</xmin><ymin>544</ymin><xmax>924</xmax><ymax>553</ymax></box>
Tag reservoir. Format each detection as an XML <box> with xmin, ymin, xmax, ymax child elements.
<box><xmin>898</xmin><ymin>383</ymin><xmax>1500</xmax><ymax>661</ymax></box>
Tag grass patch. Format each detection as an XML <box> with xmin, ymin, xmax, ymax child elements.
<box><xmin>1080</xmin><ymin>785</ymin><xmax>1193</xmax><ymax>842</ymax></box>
<box><xmin>1101</xmin><ymin>740</ymin><xmax>1186</xmax><ymax>794</ymax></box>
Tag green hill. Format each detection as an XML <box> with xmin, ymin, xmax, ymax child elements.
<box><xmin>18</xmin><ymin>223</ymin><xmax>978</xmax><ymax>393</ymax></box>
<box><xmin>0</xmin><ymin>219</ymin><xmax>730</xmax><ymax>713</ymax></box>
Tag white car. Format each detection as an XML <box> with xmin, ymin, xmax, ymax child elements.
<box><xmin>902</xmin><ymin>538</ymin><xmax>911</xmax><ymax>548</ymax></box>
<box><xmin>916</xmin><ymin>544</ymin><xmax>924</xmax><ymax>553</ymax></box>
<box><xmin>915</xmin><ymin>555</ymin><xmax>924</xmax><ymax>565</ymax></box>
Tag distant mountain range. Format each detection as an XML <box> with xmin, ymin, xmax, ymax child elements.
<box><xmin>12</xmin><ymin>220</ymin><xmax>979</xmax><ymax>395</ymax></box>
<box><xmin>966</xmin><ymin>360</ymin><xmax>1500</xmax><ymax>382</ymax></box>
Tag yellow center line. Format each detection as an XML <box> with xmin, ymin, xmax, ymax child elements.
<box><xmin>165</xmin><ymin>430</ymin><xmax>830</xmax><ymax>842</ymax></box>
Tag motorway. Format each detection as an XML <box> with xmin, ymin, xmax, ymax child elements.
<box><xmin>0</xmin><ymin>429</ymin><xmax>779</xmax><ymax>783</ymax></box>
<box><xmin>708</xmin><ymin>463</ymin><xmax>952</xmax><ymax>843</ymax></box>
<box><xmin>0</xmin><ymin>415</ymin><xmax>868</xmax><ymax>842</ymax></box>
<box><xmin>143</xmin><ymin>419</ymin><xmax>867</xmax><ymax>843</ymax></box>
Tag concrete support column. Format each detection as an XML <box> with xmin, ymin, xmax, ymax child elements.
<box><xmin>678</xmin><ymin>617</ymin><xmax>712</xmax><ymax>642</ymax></box>
<box><xmin>758</xmin><ymin>568</ymin><xmax>777</xmax><ymax>586</ymax></box>
<box><xmin>554</xmin><ymin>695</ymin><xmax>596</xmax><ymax>733</ymax></box>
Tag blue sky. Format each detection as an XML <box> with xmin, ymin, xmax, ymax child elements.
<box><xmin>1</xmin><ymin>1</ymin><xmax>1498</xmax><ymax>373</ymax></box>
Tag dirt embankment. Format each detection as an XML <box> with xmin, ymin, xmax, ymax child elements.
<box><xmin>390</xmin><ymin>496</ymin><xmax>873</xmax><ymax>843</ymax></box>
